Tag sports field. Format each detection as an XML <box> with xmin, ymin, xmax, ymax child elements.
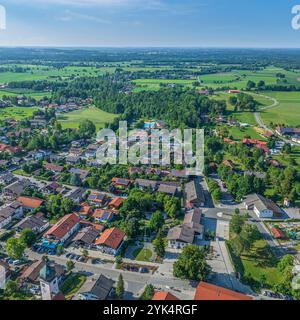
<box><xmin>57</xmin><ymin>106</ymin><xmax>118</xmax><ymax>130</ymax></box>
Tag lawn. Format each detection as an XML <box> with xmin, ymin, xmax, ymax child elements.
<box><xmin>0</xmin><ymin>106</ymin><xmax>38</xmax><ymax>121</ymax></box>
<box><xmin>259</xmin><ymin>91</ymin><xmax>300</xmax><ymax>127</ymax></box>
<box><xmin>132</xmin><ymin>247</ymin><xmax>153</xmax><ymax>262</ymax></box>
<box><xmin>60</xmin><ymin>273</ymin><xmax>87</xmax><ymax>300</ymax></box>
<box><xmin>57</xmin><ymin>106</ymin><xmax>118</xmax><ymax>131</ymax></box>
<box><xmin>227</xmin><ymin>239</ymin><xmax>282</xmax><ymax>291</ymax></box>
<box><xmin>0</xmin><ymin>89</ymin><xmax>50</xmax><ymax>100</ymax></box>
<box><xmin>227</xmin><ymin>126</ymin><xmax>264</xmax><ymax>141</ymax></box>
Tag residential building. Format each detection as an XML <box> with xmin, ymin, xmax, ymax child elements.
<box><xmin>73</xmin><ymin>226</ymin><xmax>100</xmax><ymax>246</ymax></box>
<box><xmin>15</xmin><ymin>215</ymin><xmax>49</xmax><ymax>234</ymax></box>
<box><xmin>194</xmin><ymin>282</ymin><xmax>253</xmax><ymax>300</ymax></box>
<box><xmin>95</xmin><ymin>227</ymin><xmax>126</xmax><ymax>256</ymax></box>
<box><xmin>185</xmin><ymin>180</ymin><xmax>205</xmax><ymax>208</ymax></box>
<box><xmin>77</xmin><ymin>274</ymin><xmax>114</xmax><ymax>300</ymax></box>
<box><xmin>244</xmin><ymin>193</ymin><xmax>283</xmax><ymax>218</ymax></box>
<box><xmin>152</xmin><ymin>291</ymin><xmax>179</xmax><ymax>300</ymax></box>
<box><xmin>17</xmin><ymin>196</ymin><xmax>44</xmax><ymax>212</ymax></box>
<box><xmin>44</xmin><ymin>213</ymin><xmax>81</xmax><ymax>244</ymax></box>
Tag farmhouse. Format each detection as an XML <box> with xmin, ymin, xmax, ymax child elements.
<box><xmin>185</xmin><ymin>180</ymin><xmax>205</xmax><ymax>208</ymax></box>
<box><xmin>167</xmin><ymin>208</ymin><xmax>204</xmax><ymax>249</ymax></box>
<box><xmin>244</xmin><ymin>193</ymin><xmax>283</xmax><ymax>218</ymax></box>
<box><xmin>95</xmin><ymin>227</ymin><xmax>126</xmax><ymax>256</ymax></box>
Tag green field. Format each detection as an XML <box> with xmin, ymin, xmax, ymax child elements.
<box><xmin>0</xmin><ymin>89</ymin><xmax>50</xmax><ymax>100</ymax></box>
<box><xmin>57</xmin><ymin>106</ymin><xmax>118</xmax><ymax>130</ymax></box>
<box><xmin>259</xmin><ymin>91</ymin><xmax>300</xmax><ymax>127</ymax></box>
<box><xmin>60</xmin><ymin>273</ymin><xmax>87</xmax><ymax>300</ymax></box>
<box><xmin>227</xmin><ymin>126</ymin><xmax>264</xmax><ymax>140</ymax></box>
<box><xmin>228</xmin><ymin>239</ymin><xmax>282</xmax><ymax>291</ymax></box>
<box><xmin>0</xmin><ymin>106</ymin><xmax>38</xmax><ymax>120</ymax></box>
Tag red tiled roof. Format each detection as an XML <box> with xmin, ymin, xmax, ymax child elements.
<box><xmin>17</xmin><ymin>196</ymin><xmax>44</xmax><ymax>209</ymax></box>
<box><xmin>95</xmin><ymin>227</ymin><xmax>125</xmax><ymax>250</ymax></box>
<box><xmin>109</xmin><ymin>197</ymin><xmax>124</xmax><ymax>209</ymax></box>
<box><xmin>45</xmin><ymin>213</ymin><xmax>80</xmax><ymax>240</ymax></box>
<box><xmin>152</xmin><ymin>292</ymin><xmax>179</xmax><ymax>300</ymax></box>
<box><xmin>194</xmin><ymin>282</ymin><xmax>253</xmax><ymax>301</ymax></box>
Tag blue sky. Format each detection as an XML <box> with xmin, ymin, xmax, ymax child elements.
<box><xmin>0</xmin><ymin>0</ymin><xmax>299</xmax><ymax>47</ymax></box>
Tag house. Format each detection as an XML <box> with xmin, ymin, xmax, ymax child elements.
<box><xmin>77</xmin><ymin>274</ymin><xmax>114</xmax><ymax>300</ymax></box>
<box><xmin>95</xmin><ymin>227</ymin><xmax>126</xmax><ymax>256</ymax></box>
<box><xmin>157</xmin><ymin>183</ymin><xmax>178</xmax><ymax>196</ymax></box>
<box><xmin>108</xmin><ymin>197</ymin><xmax>124</xmax><ymax>210</ymax></box>
<box><xmin>66</xmin><ymin>155</ymin><xmax>80</xmax><ymax>165</ymax></box>
<box><xmin>20</xmin><ymin>259</ymin><xmax>46</xmax><ymax>285</ymax></box>
<box><xmin>43</xmin><ymin>182</ymin><xmax>64</xmax><ymax>195</ymax></box>
<box><xmin>15</xmin><ymin>215</ymin><xmax>49</xmax><ymax>234</ymax></box>
<box><xmin>73</xmin><ymin>226</ymin><xmax>100</xmax><ymax>246</ymax></box>
<box><xmin>66</xmin><ymin>188</ymin><xmax>87</xmax><ymax>203</ymax></box>
<box><xmin>92</xmin><ymin>209</ymin><xmax>114</xmax><ymax>223</ymax></box>
<box><xmin>167</xmin><ymin>208</ymin><xmax>204</xmax><ymax>249</ymax></box>
<box><xmin>167</xmin><ymin>225</ymin><xmax>195</xmax><ymax>249</ymax></box>
<box><xmin>44</xmin><ymin>213</ymin><xmax>81</xmax><ymax>244</ymax></box>
<box><xmin>185</xmin><ymin>180</ymin><xmax>205</xmax><ymax>208</ymax></box>
<box><xmin>69</xmin><ymin>168</ymin><xmax>90</xmax><ymax>180</ymax></box>
<box><xmin>0</xmin><ymin>260</ymin><xmax>11</xmax><ymax>289</ymax></box>
<box><xmin>77</xmin><ymin>203</ymin><xmax>93</xmax><ymax>219</ymax></box>
<box><xmin>244</xmin><ymin>193</ymin><xmax>283</xmax><ymax>218</ymax></box>
<box><xmin>17</xmin><ymin>196</ymin><xmax>44</xmax><ymax>212</ymax></box>
<box><xmin>85</xmin><ymin>144</ymin><xmax>99</xmax><ymax>158</ymax></box>
<box><xmin>0</xmin><ymin>202</ymin><xmax>23</xmax><ymax>228</ymax></box>
<box><xmin>44</xmin><ymin>163</ymin><xmax>64</xmax><ymax>173</ymax></box>
<box><xmin>194</xmin><ymin>281</ymin><xmax>253</xmax><ymax>300</ymax></box>
<box><xmin>135</xmin><ymin>179</ymin><xmax>158</xmax><ymax>191</ymax></box>
<box><xmin>111</xmin><ymin>177</ymin><xmax>131</xmax><ymax>188</ymax></box>
<box><xmin>87</xmin><ymin>192</ymin><xmax>107</xmax><ymax>206</ymax></box>
<box><xmin>3</xmin><ymin>179</ymin><xmax>31</xmax><ymax>200</ymax></box>
<box><xmin>152</xmin><ymin>291</ymin><xmax>179</xmax><ymax>300</ymax></box>
<box><xmin>0</xmin><ymin>172</ymin><xmax>16</xmax><ymax>185</ymax></box>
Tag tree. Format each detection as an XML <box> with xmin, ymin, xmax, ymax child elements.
<box><xmin>140</xmin><ymin>284</ymin><xmax>155</xmax><ymax>300</ymax></box>
<box><xmin>66</xmin><ymin>260</ymin><xmax>75</xmax><ymax>273</ymax></box>
<box><xmin>153</xmin><ymin>230</ymin><xmax>165</xmax><ymax>259</ymax></box>
<box><xmin>230</xmin><ymin>211</ymin><xmax>245</xmax><ymax>235</ymax></box>
<box><xmin>173</xmin><ymin>245</ymin><xmax>211</xmax><ymax>281</ymax></box>
<box><xmin>70</xmin><ymin>173</ymin><xmax>82</xmax><ymax>186</ymax></box>
<box><xmin>6</xmin><ymin>238</ymin><xmax>25</xmax><ymax>260</ymax></box>
<box><xmin>5</xmin><ymin>280</ymin><xmax>18</xmax><ymax>296</ymax></box>
<box><xmin>79</xmin><ymin>119</ymin><xmax>96</xmax><ymax>139</ymax></box>
<box><xmin>149</xmin><ymin>211</ymin><xmax>164</xmax><ymax>232</ymax></box>
<box><xmin>116</xmin><ymin>274</ymin><xmax>124</xmax><ymax>299</ymax></box>
<box><xmin>19</xmin><ymin>228</ymin><xmax>36</xmax><ymax>247</ymax></box>
<box><xmin>246</xmin><ymin>80</ymin><xmax>256</xmax><ymax>91</ymax></box>
<box><xmin>277</xmin><ymin>255</ymin><xmax>294</xmax><ymax>273</ymax></box>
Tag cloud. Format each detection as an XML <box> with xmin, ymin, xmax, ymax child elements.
<box><xmin>58</xmin><ymin>10</ymin><xmax>111</xmax><ymax>24</ymax></box>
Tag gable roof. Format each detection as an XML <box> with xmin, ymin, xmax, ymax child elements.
<box><xmin>244</xmin><ymin>193</ymin><xmax>282</xmax><ymax>214</ymax></box>
<box><xmin>95</xmin><ymin>227</ymin><xmax>125</xmax><ymax>250</ymax></box>
<box><xmin>73</xmin><ymin>226</ymin><xmax>99</xmax><ymax>245</ymax></box>
<box><xmin>80</xmin><ymin>274</ymin><xmax>114</xmax><ymax>300</ymax></box>
<box><xmin>109</xmin><ymin>197</ymin><xmax>124</xmax><ymax>209</ymax></box>
<box><xmin>152</xmin><ymin>291</ymin><xmax>179</xmax><ymax>300</ymax></box>
<box><xmin>194</xmin><ymin>282</ymin><xmax>253</xmax><ymax>300</ymax></box>
<box><xmin>45</xmin><ymin>213</ymin><xmax>80</xmax><ymax>240</ymax></box>
<box><xmin>185</xmin><ymin>180</ymin><xmax>205</xmax><ymax>204</ymax></box>
<box><xmin>17</xmin><ymin>196</ymin><xmax>44</xmax><ymax>209</ymax></box>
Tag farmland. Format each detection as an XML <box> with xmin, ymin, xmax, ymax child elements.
<box><xmin>57</xmin><ymin>106</ymin><xmax>118</xmax><ymax>130</ymax></box>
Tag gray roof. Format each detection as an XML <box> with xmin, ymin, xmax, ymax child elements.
<box><xmin>135</xmin><ymin>179</ymin><xmax>158</xmax><ymax>189</ymax></box>
<box><xmin>244</xmin><ymin>193</ymin><xmax>282</xmax><ymax>214</ymax></box>
<box><xmin>185</xmin><ymin>180</ymin><xmax>205</xmax><ymax>204</ymax></box>
<box><xmin>15</xmin><ymin>215</ymin><xmax>48</xmax><ymax>233</ymax></box>
<box><xmin>157</xmin><ymin>184</ymin><xmax>178</xmax><ymax>196</ymax></box>
<box><xmin>0</xmin><ymin>206</ymin><xmax>16</xmax><ymax>218</ymax></box>
<box><xmin>79</xmin><ymin>274</ymin><xmax>114</xmax><ymax>300</ymax></box>
<box><xmin>183</xmin><ymin>208</ymin><xmax>204</xmax><ymax>235</ymax></box>
<box><xmin>73</xmin><ymin>226</ymin><xmax>99</xmax><ymax>245</ymax></box>
<box><xmin>167</xmin><ymin>225</ymin><xmax>195</xmax><ymax>244</ymax></box>
<box><xmin>4</xmin><ymin>179</ymin><xmax>30</xmax><ymax>196</ymax></box>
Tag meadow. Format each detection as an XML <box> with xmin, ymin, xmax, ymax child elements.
<box><xmin>57</xmin><ymin>106</ymin><xmax>118</xmax><ymax>131</ymax></box>
<box><xmin>0</xmin><ymin>106</ymin><xmax>38</xmax><ymax>121</ymax></box>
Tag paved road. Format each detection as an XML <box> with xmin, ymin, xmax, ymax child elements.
<box><xmin>26</xmin><ymin>250</ymin><xmax>195</xmax><ymax>300</ymax></box>
<box><xmin>252</xmin><ymin>92</ymin><xmax>300</xmax><ymax>146</ymax></box>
